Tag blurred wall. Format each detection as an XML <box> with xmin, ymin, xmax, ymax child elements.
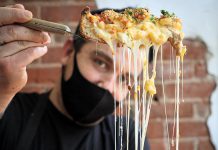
<box><xmin>0</xmin><ymin>0</ymin><xmax>217</xmax><ymax>150</ymax></box>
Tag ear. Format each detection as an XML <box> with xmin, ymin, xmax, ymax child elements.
<box><xmin>64</xmin><ymin>52</ymin><xmax>75</xmax><ymax>81</ymax></box>
<box><xmin>63</xmin><ymin>38</ymin><xmax>74</xmax><ymax>55</ymax></box>
<box><xmin>61</xmin><ymin>38</ymin><xmax>76</xmax><ymax>80</ymax></box>
<box><xmin>61</xmin><ymin>38</ymin><xmax>74</xmax><ymax>65</ymax></box>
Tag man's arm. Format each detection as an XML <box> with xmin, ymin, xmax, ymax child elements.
<box><xmin>0</xmin><ymin>4</ymin><xmax>51</xmax><ymax>114</ymax></box>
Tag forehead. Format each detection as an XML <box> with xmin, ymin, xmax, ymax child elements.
<box><xmin>80</xmin><ymin>42</ymin><xmax>146</xmax><ymax>59</ymax></box>
<box><xmin>79</xmin><ymin>41</ymin><xmax>145</xmax><ymax>73</ymax></box>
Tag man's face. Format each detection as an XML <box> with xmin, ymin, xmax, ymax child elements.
<box><xmin>75</xmin><ymin>42</ymin><xmax>143</xmax><ymax>102</ymax></box>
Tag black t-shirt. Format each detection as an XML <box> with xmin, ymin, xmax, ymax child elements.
<box><xmin>0</xmin><ymin>92</ymin><xmax>149</xmax><ymax>150</ymax></box>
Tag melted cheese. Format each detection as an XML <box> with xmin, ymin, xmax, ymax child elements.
<box><xmin>87</xmin><ymin>8</ymin><xmax>186</xmax><ymax>57</ymax></box>
<box><xmin>82</xmin><ymin>8</ymin><xmax>186</xmax><ymax>150</ymax></box>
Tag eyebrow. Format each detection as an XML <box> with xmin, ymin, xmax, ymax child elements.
<box><xmin>92</xmin><ymin>49</ymin><xmax>113</xmax><ymax>64</ymax></box>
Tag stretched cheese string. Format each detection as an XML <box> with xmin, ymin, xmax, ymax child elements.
<box><xmin>175</xmin><ymin>56</ymin><xmax>180</xmax><ymax>150</ymax></box>
<box><xmin>140</xmin><ymin>45</ymin><xmax>159</xmax><ymax>150</ymax></box>
<box><xmin>138</xmin><ymin>51</ymin><xmax>144</xmax><ymax>142</ymax></box>
<box><xmin>126</xmin><ymin>48</ymin><xmax>132</xmax><ymax>150</ymax></box>
<box><xmin>181</xmin><ymin>60</ymin><xmax>184</xmax><ymax>102</ymax></box>
<box><xmin>141</xmin><ymin>94</ymin><xmax>152</xmax><ymax>149</ymax></box>
<box><xmin>113</xmin><ymin>45</ymin><xmax>117</xmax><ymax>150</ymax></box>
<box><xmin>122</xmin><ymin>47</ymin><xmax>127</xmax><ymax>150</ymax></box>
<box><xmin>120</xmin><ymin>47</ymin><xmax>127</xmax><ymax>149</ymax></box>
<box><xmin>172</xmin><ymin>93</ymin><xmax>176</xmax><ymax>146</ymax></box>
<box><xmin>123</xmin><ymin>47</ymin><xmax>128</xmax><ymax>129</ymax></box>
<box><xmin>180</xmin><ymin>46</ymin><xmax>186</xmax><ymax>103</ymax></box>
<box><xmin>118</xmin><ymin>46</ymin><xmax>122</xmax><ymax>139</ymax></box>
<box><xmin>161</xmin><ymin>45</ymin><xmax>170</xmax><ymax>150</ymax></box>
<box><xmin>138</xmin><ymin>57</ymin><xmax>141</xmax><ymax>143</ymax></box>
<box><xmin>138</xmin><ymin>47</ymin><xmax>146</xmax><ymax>142</ymax></box>
<box><xmin>171</xmin><ymin>46</ymin><xmax>178</xmax><ymax>148</ymax></box>
<box><xmin>171</xmin><ymin>61</ymin><xmax>177</xmax><ymax>147</ymax></box>
<box><xmin>133</xmin><ymin>44</ymin><xmax>139</xmax><ymax>150</ymax></box>
<box><xmin>119</xmin><ymin>48</ymin><xmax>122</xmax><ymax>148</ymax></box>
<box><xmin>140</xmin><ymin>47</ymin><xmax>149</xmax><ymax>150</ymax></box>
<box><xmin>169</xmin><ymin>44</ymin><xmax>172</xmax><ymax>79</ymax></box>
<box><xmin>172</xmin><ymin>47</ymin><xmax>176</xmax><ymax>74</ymax></box>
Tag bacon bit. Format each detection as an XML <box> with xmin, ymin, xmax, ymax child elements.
<box><xmin>117</xmin><ymin>42</ymin><xmax>123</xmax><ymax>47</ymax></box>
<box><xmin>139</xmin><ymin>45</ymin><xmax>145</xmax><ymax>49</ymax></box>
<box><xmin>111</xmin><ymin>50</ymin><xmax>115</xmax><ymax>56</ymax></box>
<box><xmin>137</xmin><ymin>14</ymin><xmax>146</xmax><ymax>20</ymax></box>
<box><xmin>88</xmin><ymin>16</ymin><xmax>100</xmax><ymax>23</ymax></box>
<box><xmin>88</xmin><ymin>17</ymin><xmax>93</xmax><ymax>23</ymax></box>
<box><xmin>99</xmin><ymin>18</ymin><xmax>104</xmax><ymax>22</ymax></box>
<box><xmin>128</xmin><ymin>85</ymin><xmax>132</xmax><ymax>91</ymax></box>
<box><xmin>100</xmin><ymin>12</ymin><xmax>114</xmax><ymax>24</ymax></box>
<box><xmin>121</xmin><ymin>19</ymin><xmax>128</xmax><ymax>25</ymax></box>
<box><xmin>109</xmin><ymin>30</ymin><xmax>115</xmax><ymax>34</ymax></box>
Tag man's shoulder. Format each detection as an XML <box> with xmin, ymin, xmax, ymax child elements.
<box><xmin>11</xmin><ymin>92</ymin><xmax>42</xmax><ymax>114</ymax></box>
<box><xmin>14</xmin><ymin>92</ymin><xmax>41</xmax><ymax>106</ymax></box>
<box><xmin>0</xmin><ymin>92</ymin><xmax>46</xmax><ymax>149</ymax></box>
<box><xmin>1</xmin><ymin>92</ymin><xmax>47</xmax><ymax>121</ymax></box>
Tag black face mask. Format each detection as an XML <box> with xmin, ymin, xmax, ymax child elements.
<box><xmin>61</xmin><ymin>52</ymin><xmax>117</xmax><ymax>125</ymax></box>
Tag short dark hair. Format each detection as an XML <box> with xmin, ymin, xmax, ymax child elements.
<box><xmin>72</xmin><ymin>8</ymin><xmax>153</xmax><ymax>62</ymax></box>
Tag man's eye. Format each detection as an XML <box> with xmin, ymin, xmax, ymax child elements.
<box><xmin>120</xmin><ymin>74</ymin><xmax>128</xmax><ymax>84</ymax></box>
<box><xmin>94</xmin><ymin>59</ymin><xmax>107</xmax><ymax>68</ymax></box>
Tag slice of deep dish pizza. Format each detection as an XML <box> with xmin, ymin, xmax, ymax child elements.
<box><xmin>79</xmin><ymin>7</ymin><xmax>186</xmax><ymax>150</ymax></box>
<box><xmin>80</xmin><ymin>7</ymin><xmax>186</xmax><ymax>59</ymax></box>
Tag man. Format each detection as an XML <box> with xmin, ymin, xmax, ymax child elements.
<box><xmin>0</xmin><ymin>4</ymin><xmax>150</xmax><ymax>150</ymax></box>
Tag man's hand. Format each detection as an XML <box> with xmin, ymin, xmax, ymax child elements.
<box><xmin>0</xmin><ymin>4</ymin><xmax>51</xmax><ymax>113</ymax></box>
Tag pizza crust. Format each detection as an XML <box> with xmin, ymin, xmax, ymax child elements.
<box><xmin>80</xmin><ymin>7</ymin><xmax>106</xmax><ymax>44</ymax></box>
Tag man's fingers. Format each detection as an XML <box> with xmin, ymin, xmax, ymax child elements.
<box><xmin>6</xmin><ymin>4</ymin><xmax>25</xmax><ymax>9</ymax></box>
<box><xmin>0</xmin><ymin>25</ymin><xmax>50</xmax><ymax>45</ymax></box>
<box><xmin>0</xmin><ymin>41</ymin><xmax>48</xmax><ymax>57</ymax></box>
<box><xmin>0</xmin><ymin>7</ymin><xmax>32</xmax><ymax>26</ymax></box>
<box><xmin>11</xmin><ymin>46</ymin><xmax>48</xmax><ymax>68</ymax></box>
